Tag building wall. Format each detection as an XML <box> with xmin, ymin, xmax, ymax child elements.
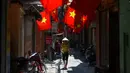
<box><xmin>41</xmin><ymin>31</ymin><xmax>45</xmax><ymax>53</ymax></box>
<box><xmin>88</xmin><ymin>25</ymin><xmax>92</xmax><ymax>45</ymax></box>
<box><xmin>96</xmin><ymin>11</ymin><xmax>101</xmax><ymax>67</ymax></box>
<box><xmin>35</xmin><ymin>23</ymin><xmax>43</xmax><ymax>52</ymax></box>
<box><xmin>6</xmin><ymin>1</ymin><xmax>10</xmax><ymax>73</ymax></box>
<box><xmin>100</xmin><ymin>11</ymin><xmax>109</xmax><ymax>67</ymax></box>
<box><xmin>1</xmin><ymin>0</ymin><xmax>8</xmax><ymax>73</ymax></box>
<box><xmin>19</xmin><ymin>8</ymin><xmax>25</xmax><ymax>57</ymax></box>
<box><xmin>9</xmin><ymin>3</ymin><xmax>24</xmax><ymax>57</ymax></box>
<box><xmin>8</xmin><ymin>3</ymin><xmax>25</xmax><ymax>72</ymax></box>
<box><xmin>109</xmin><ymin>11</ymin><xmax>119</xmax><ymax>73</ymax></box>
<box><xmin>24</xmin><ymin>15</ymin><xmax>33</xmax><ymax>54</ymax></box>
<box><xmin>96</xmin><ymin>11</ymin><xmax>109</xmax><ymax>67</ymax></box>
<box><xmin>119</xmin><ymin>0</ymin><xmax>130</xmax><ymax>73</ymax></box>
<box><xmin>89</xmin><ymin>22</ymin><xmax>96</xmax><ymax>45</ymax></box>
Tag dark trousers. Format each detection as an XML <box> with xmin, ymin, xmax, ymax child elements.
<box><xmin>62</xmin><ymin>52</ymin><xmax>69</xmax><ymax>61</ymax></box>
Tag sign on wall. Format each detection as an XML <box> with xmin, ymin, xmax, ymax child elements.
<box><xmin>46</xmin><ymin>36</ymin><xmax>52</xmax><ymax>45</ymax></box>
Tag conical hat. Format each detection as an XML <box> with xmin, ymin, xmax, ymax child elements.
<box><xmin>62</xmin><ymin>37</ymin><xmax>69</xmax><ymax>41</ymax></box>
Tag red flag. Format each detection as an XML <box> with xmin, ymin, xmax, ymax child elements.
<box><xmin>40</xmin><ymin>0</ymin><xmax>62</xmax><ymax>12</ymax></box>
<box><xmin>79</xmin><ymin>11</ymin><xmax>95</xmax><ymax>30</ymax></box>
<box><xmin>36</xmin><ymin>11</ymin><xmax>52</xmax><ymax>30</ymax></box>
<box><xmin>64</xmin><ymin>7</ymin><xmax>76</xmax><ymax>29</ymax></box>
<box><xmin>73</xmin><ymin>24</ymin><xmax>82</xmax><ymax>33</ymax></box>
<box><xmin>40</xmin><ymin>0</ymin><xmax>48</xmax><ymax>8</ymax></box>
<box><xmin>70</xmin><ymin>0</ymin><xmax>101</xmax><ymax>14</ymax></box>
<box><xmin>73</xmin><ymin>11</ymin><xmax>85</xmax><ymax>33</ymax></box>
<box><xmin>81</xmin><ymin>11</ymin><xmax>96</xmax><ymax>29</ymax></box>
<box><xmin>81</xmin><ymin>15</ymin><xmax>88</xmax><ymax>25</ymax></box>
<box><xmin>51</xmin><ymin>9</ymin><xmax>59</xmax><ymax>22</ymax></box>
<box><xmin>64</xmin><ymin>7</ymin><xmax>89</xmax><ymax>33</ymax></box>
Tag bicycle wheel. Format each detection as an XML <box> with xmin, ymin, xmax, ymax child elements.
<box><xmin>35</xmin><ymin>62</ymin><xmax>47</xmax><ymax>73</ymax></box>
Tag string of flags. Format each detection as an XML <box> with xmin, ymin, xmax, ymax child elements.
<box><xmin>36</xmin><ymin>0</ymin><xmax>101</xmax><ymax>33</ymax></box>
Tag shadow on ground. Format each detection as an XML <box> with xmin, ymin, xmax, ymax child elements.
<box><xmin>67</xmin><ymin>64</ymin><xmax>94</xmax><ymax>73</ymax></box>
<box><xmin>62</xmin><ymin>48</ymin><xmax>95</xmax><ymax>73</ymax></box>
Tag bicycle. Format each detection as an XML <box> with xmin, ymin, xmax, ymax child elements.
<box><xmin>15</xmin><ymin>52</ymin><xmax>47</xmax><ymax>73</ymax></box>
<box><xmin>29</xmin><ymin>53</ymin><xmax>47</xmax><ymax>73</ymax></box>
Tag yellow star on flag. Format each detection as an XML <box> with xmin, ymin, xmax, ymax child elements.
<box><xmin>69</xmin><ymin>11</ymin><xmax>76</xmax><ymax>18</ymax></box>
<box><xmin>41</xmin><ymin>17</ymin><xmax>47</xmax><ymax>23</ymax></box>
<box><xmin>77</xmin><ymin>24</ymin><xmax>80</xmax><ymax>28</ymax></box>
<box><xmin>83</xmin><ymin>17</ymin><xmax>86</xmax><ymax>21</ymax></box>
<box><xmin>81</xmin><ymin>16</ymin><xmax>85</xmax><ymax>22</ymax></box>
<box><xmin>53</xmin><ymin>10</ymin><xmax>56</xmax><ymax>13</ymax></box>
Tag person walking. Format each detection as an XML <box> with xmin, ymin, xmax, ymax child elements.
<box><xmin>61</xmin><ymin>37</ymin><xmax>70</xmax><ymax>69</ymax></box>
<box><xmin>55</xmin><ymin>40</ymin><xmax>61</xmax><ymax>55</ymax></box>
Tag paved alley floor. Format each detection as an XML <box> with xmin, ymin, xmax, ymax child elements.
<box><xmin>45</xmin><ymin>63</ymin><xmax>57</xmax><ymax>73</ymax></box>
<box><xmin>45</xmin><ymin>48</ymin><xmax>95</xmax><ymax>73</ymax></box>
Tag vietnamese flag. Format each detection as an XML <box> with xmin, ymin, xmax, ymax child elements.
<box><xmin>40</xmin><ymin>0</ymin><xmax>47</xmax><ymax>8</ymax></box>
<box><xmin>83</xmin><ymin>11</ymin><xmax>96</xmax><ymax>29</ymax></box>
<box><xmin>73</xmin><ymin>13</ymin><xmax>88</xmax><ymax>33</ymax></box>
<box><xmin>40</xmin><ymin>0</ymin><xmax>62</xmax><ymax>12</ymax></box>
<box><xmin>64</xmin><ymin>7</ymin><xmax>76</xmax><ymax>29</ymax></box>
<box><xmin>72</xmin><ymin>10</ymin><xmax>85</xmax><ymax>33</ymax></box>
<box><xmin>74</xmin><ymin>15</ymin><xmax>87</xmax><ymax>33</ymax></box>
<box><xmin>73</xmin><ymin>18</ymin><xmax>84</xmax><ymax>33</ymax></box>
<box><xmin>51</xmin><ymin>9</ymin><xmax>59</xmax><ymax>22</ymax></box>
<box><xmin>73</xmin><ymin>24</ymin><xmax>82</xmax><ymax>33</ymax></box>
<box><xmin>36</xmin><ymin>11</ymin><xmax>52</xmax><ymax>30</ymax></box>
<box><xmin>64</xmin><ymin>7</ymin><xmax>88</xmax><ymax>32</ymax></box>
<box><xmin>81</xmin><ymin>15</ymin><xmax>88</xmax><ymax>25</ymax></box>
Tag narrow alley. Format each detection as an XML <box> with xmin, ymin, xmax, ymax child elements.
<box><xmin>2</xmin><ymin>0</ymin><xmax>130</xmax><ymax>73</ymax></box>
<box><xmin>46</xmin><ymin>48</ymin><xmax>94</xmax><ymax>73</ymax></box>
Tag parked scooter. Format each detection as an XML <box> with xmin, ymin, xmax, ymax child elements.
<box><xmin>15</xmin><ymin>57</ymin><xmax>29</xmax><ymax>73</ymax></box>
<box><xmin>84</xmin><ymin>45</ymin><xmax>96</xmax><ymax>66</ymax></box>
<box><xmin>80</xmin><ymin>44</ymin><xmax>87</xmax><ymax>56</ymax></box>
<box><xmin>15</xmin><ymin>53</ymin><xmax>47</xmax><ymax>73</ymax></box>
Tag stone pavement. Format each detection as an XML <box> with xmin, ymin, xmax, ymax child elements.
<box><xmin>59</xmin><ymin>55</ymin><xmax>94</xmax><ymax>73</ymax></box>
<box><xmin>45</xmin><ymin>63</ymin><xmax>57</xmax><ymax>73</ymax></box>
<box><xmin>45</xmin><ymin>49</ymin><xmax>95</xmax><ymax>73</ymax></box>
<box><xmin>44</xmin><ymin>58</ymin><xmax>61</xmax><ymax>73</ymax></box>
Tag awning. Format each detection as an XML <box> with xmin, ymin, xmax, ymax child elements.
<box><xmin>55</xmin><ymin>32</ymin><xmax>64</xmax><ymax>36</ymax></box>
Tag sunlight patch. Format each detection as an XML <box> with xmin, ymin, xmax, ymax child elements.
<box><xmin>67</xmin><ymin>68</ymin><xmax>73</xmax><ymax>71</ymax></box>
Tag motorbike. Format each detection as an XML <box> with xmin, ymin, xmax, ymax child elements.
<box><xmin>15</xmin><ymin>53</ymin><xmax>47</xmax><ymax>73</ymax></box>
<box><xmin>15</xmin><ymin>57</ymin><xmax>29</xmax><ymax>73</ymax></box>
<box><xmin>80</xmin><ymin>44</ymin><xmax>87</xmax><ymax>56</ymax></box>
<box><xmin>84</xmin><ymin>45</ymin><xmax>96</xmax><ymax>66</ymax></box>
